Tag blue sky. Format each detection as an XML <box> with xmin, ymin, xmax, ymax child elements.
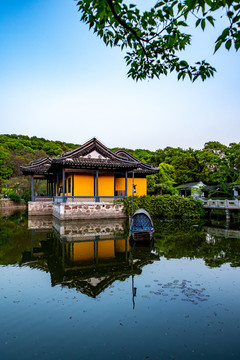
<box><xmin>0</xmin><ymin>0</ymin><xmax>239</xmax><ymax>150</ymax></box>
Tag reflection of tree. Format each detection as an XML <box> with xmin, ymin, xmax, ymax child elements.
<box><xmin>0</xmin><ymin>212</ymin><xmax>30</xmax><ymax>265</ymax></box>
<box><xmin>153</xmin><ymin>219</ymin><xmax>240</xmax><ymax>268</ymax></box>
<box><xmin>2</xmin><ymin>213</ymin><xmax>240</xmax><ymax>300</ymax></box>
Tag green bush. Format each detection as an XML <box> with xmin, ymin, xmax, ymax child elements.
<box><xmin>8</xmin><ymin>192</ymin><xmax>21</xmax><ymax>203</ymax></box>
<box><xmin>21</xmin><ymin>193</ymin><xmax>31</xmax><ymax>203</ymax></box>
<box><xmin>21</xmin><ymin>188</ymin><xmax>31</xmax><ymax>203</ymax></box>
<box><xmin>122</xmin><ymin>195</ymin><xmax>205</xmax><ymax>219</ymax></box>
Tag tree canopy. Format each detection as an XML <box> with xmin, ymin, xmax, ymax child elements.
<box><xmin>76</xmin><ymin>0</ymin><xmax>240</xmax><ymax>81</ymax></box>
<box><xmin>1</xmin><ymin>134</ymin><xmax>240</xmax><ymax>198</ymax></box>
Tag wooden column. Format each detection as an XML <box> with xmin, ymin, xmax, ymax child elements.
<box><xmin>125</xmin><ymin>171</ymin><xmax>128</xmax><ymax>197</ymax></box>
<box><xmin>57</xmin><ymin>173</ymin><xmax>59</xmax><ymax>196</ymax></box>
<box><xmin>54</xmin><ymin>177</ymin><xmax>56</xmax><ymax>197</ymax></box>
<box><xmin>96</xmin><ymin>170</ymin><xmax>99</xmax><ymax>202</ymax></box>
<box><xmin>72</xmin><ymin>173</ymin><xmax>74</xmax><ymax>197</ymax></box>
<box><xmin>131</xmin><ymin>171</ymin><xmax>135</xmax><ymax>216</ymax></box>
<box><xmin>62</xmin><ymin>168</ymin><xmax>66</xmax><ymax>202</ymax></box>
<box><xmin>31</xmin><ymin>176</ymin><xmax>35</xmax><ymax>201</ymax></box>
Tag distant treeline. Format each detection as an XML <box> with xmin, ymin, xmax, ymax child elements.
<box><xmin>1</xmin><ymin>134</ymin><xmax>240</xmax><ymax>196</ymax></box>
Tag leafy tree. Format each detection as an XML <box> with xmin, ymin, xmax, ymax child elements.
<box><xmin>76</xmin><ymin>0</ymin><xmax>240</xmax><ymax>81</ymax></box>
<box><xmin>160</xmin><ymin>147</ymin><xmax>203</xmax><ymax>184</ymax></box>
<box><xmin>148</xmin><ymin>162</ymin><xmax>177</xmax><ymax>195</ymax></box>
<box><xmin>42</xmin><ymin>142</ymin><xmax>63</xmax><ymax>156</ymax></box>
<box><xmin>0</xmin><ymin>146</ymin><xmax>14</xmax><ymax>180</ymax></box>
<box><xmin>199</xmin><ymin>141</ymin><xmax>240</xmax><ymax>194</ymax></box>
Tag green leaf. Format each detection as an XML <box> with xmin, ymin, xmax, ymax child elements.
<box><xmin>221</xmin><ymin>28</ymin><xmax>230</xmax><ymax>39</ymax></box>
<box><xmin>235</xmin><ymin>41</ymin><xmax>240</xmax><ymax>51</ymax></box>
<box><xmin>225</xmin><ymin>39</ymin><xmax>232</xmax><ymax>50</ymax></box>
<box><xmin>178</xmin><ymin>21</ymin><xmax>188</xmax><ymax>27</ymax></box>
<box><xmin>214</xmin><ymin>40</ymin><xmax>222</xmax><ymax>53</ymax></box>
<box><xmin>179</xmin><ymin>60</ymin><xmax>188</xmax><ymax>68</ymax></box>
<box><xmin>177</xmin><ymin>72</ymin><xmax>182</xmax><ymax>80</ymax></box>
<box><xmin>186</xmin><ymin>0</ymin><xmax>197</xmax><ymax>10</ymax></box>
<box><xmin>206</xmin><ymin>16</ymin><xmax>215</xmax><ymax>27</ymax></box>
<box><xmin>195</xmin><ymin>18</ymin><xmax>201</xmax><ymax>27</ymax></box>
<box><xmin>201</xmin><ymin>19</ymin><xmax>206</xmax><ymax>31</ymax></box>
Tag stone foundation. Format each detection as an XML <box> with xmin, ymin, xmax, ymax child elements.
<box><xmin>28</xmin><ymin>201</ymin><xmax>53</xmax><ymax>216</ymax></box>
<box><xmin>53</xmin><ymin>217</ymin><xmax>125</xmax><ymax>239</ymax></box>
<box><xmin>28</xmin><ymin>216</ymin><xmax>53</xmax><ymax>230</ymax></box>
<box><xmin>53</xmin><ymin>201</ymin><xmax>125</xmax><ymax>220</ymax></box>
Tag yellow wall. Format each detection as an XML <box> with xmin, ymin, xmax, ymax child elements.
<box><xmin>74</xmin><ymin>174</ymin><xmax>95</xmax><ymax>196</ymax></box>
<box><xmin>98</xmin><ymin>240</ymin><xmax>115</xmax><ymax>259</ymax></box>
<box><xmin>115</xmin><ymin>239</ymin><xmax>129</xmax><ymax>253</ymax></box>
<box><xmin>115</xmin><ymin>177</ymin><xmax>147</xmax><ymax>196</ymax></box>
<box><xmin>115</xmin><ymin>178</ymin><xmax>125</xmax><ymax>194</ymax></box>
<box><xmin>66</xmin><ymin>174</ymin><xmax>72</xmax><ymax>196</ymax></box>
<box><xmin>98</xmin><ymin>175</ymin><xmax>114</xmax><ymax>196</ymax></box>
<box><xmin>134</xmin><ymin>178</ymin><xmax>147</xmax><ymax>196</ymax></box>
<box><xmin>58</xmin><ymin>175</ymin><xmax>72</xmax><ymax>196</ymax></box>
<box><xmin>69</xmin><ymin>239</ymin><xmax>116</xmax><ymax>262</ymax></box>
<box><xmin>57</xmin><ymin>173</ymin><xmax>147</xmax><ymax>197</ymax></box>
<box><xmin>72</xmin><ymin>242</ymin><xmax>95</xmax><ymax>261</ymax></box>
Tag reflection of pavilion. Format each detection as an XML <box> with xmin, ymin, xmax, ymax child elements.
<box><xmin>23</xmin><ymin>218</ymin><xmax>159</xmax><ymax>298</ymax></box>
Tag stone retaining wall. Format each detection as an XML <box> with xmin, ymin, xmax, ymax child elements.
<box><xmin>0</xmin><ymin>199</ymin><xmax>26</xmax><ymax>209</ymax></box>
<box><xmin>53</xmin><ymin>202</ymin><xmax>125</xmax><ymax>220</ymax></box>
<box><xmin>28</xmin><ymin>201</ymin><xmax>53</xmax><ymax>216</ymax></box>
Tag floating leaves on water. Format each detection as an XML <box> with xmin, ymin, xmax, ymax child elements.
<box><xmin>152</xmin><ymin>279</ymin><xmax>210</xmax><ymax>304</ymax></box>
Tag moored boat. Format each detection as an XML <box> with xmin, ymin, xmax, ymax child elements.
<box><xmin>129</xmin><ymin>208</ymin><xmax>154</xmax><ymax>242</ymax></box>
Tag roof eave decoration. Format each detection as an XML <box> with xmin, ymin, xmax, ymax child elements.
<box><xmin>116</xmin><ymin>149</ymin><xmax>159</xmax><ymax>174</ymax></box>
<box><xmin>21</xmin><ymin>138</ymin><xmax>159</xmax><ymax>175</ymax></box>
<box><xmin>20</xmin><ymin>157</ymin><xmax>52</xmax><ymax>175</ymax></box>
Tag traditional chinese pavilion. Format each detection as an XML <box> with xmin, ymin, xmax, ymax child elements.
<box><xmin>21</xmin><ymin>137</ymin><xmax>158</xmax><ymax>202</ymax></box>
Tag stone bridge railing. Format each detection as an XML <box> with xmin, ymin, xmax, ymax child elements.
<box><xmin>201</xmin><ymin>199</ymin><xmax>240</xmax><ymax>209</ymax></box>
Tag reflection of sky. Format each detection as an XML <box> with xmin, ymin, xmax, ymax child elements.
<box><xmin>0</xmin><ymin>1</ymin><xmax>239</xmax><ymax>150</ymax></box>
<box><xmin>1</xmin><ymin>257</ymin><xmax>240</xmax><ymax>359</ymax></box>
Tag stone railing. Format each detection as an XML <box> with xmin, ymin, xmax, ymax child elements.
<box><xmin>205</xmin><ymin>227</ymin><xmax>240</xmax><ymax>240</ymax></box>
<box><xmin>201</xmin><ymin>199</ymin><xmax>240</xmax><ymax>209</ymax></box>
<box><xmin>53</xmin><ymin>196</ymin><xmax>124</xmax><ymax>203</ymax></box>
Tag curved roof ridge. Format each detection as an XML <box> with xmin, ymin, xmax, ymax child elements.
<box><xmin>59</xmin><ymin>137</ymin><xmax>118</xmax><ymax>160</ymax></box>
<box><xmin>115</xmin><ymin>149</ymin><xmax>156</xmax><ymax>170</ymax></box>
<box><xmin>21</xmin><ymin>156</ymin><xmax>52</xmax><ymax>169</ymax></box>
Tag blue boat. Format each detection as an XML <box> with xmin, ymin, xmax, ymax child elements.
<box><xmin>129</xmin><ymin>208</ymin><xmax>154</xmax><ymax>242</ymax></box>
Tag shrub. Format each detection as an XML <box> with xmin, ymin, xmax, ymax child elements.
<box><xmin>8</xmin><ymin>191</ymin><xmax>21</xmax><ymax>203</ymax></box>
<box><xmin>122</xmin><ymin>195</ymin><xmax>205</xmax><ymax>219</ymax></box>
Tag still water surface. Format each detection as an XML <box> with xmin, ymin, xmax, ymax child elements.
<box><xmin>0</xmin><ymin>211</ymin><xmax>240</xmax><ymax>359</ymax></box>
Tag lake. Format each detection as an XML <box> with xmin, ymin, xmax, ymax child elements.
<box><xmin>0</xmin><ymin>211</ymin><xmax>240</xmax><ymax>359</ymax></box>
